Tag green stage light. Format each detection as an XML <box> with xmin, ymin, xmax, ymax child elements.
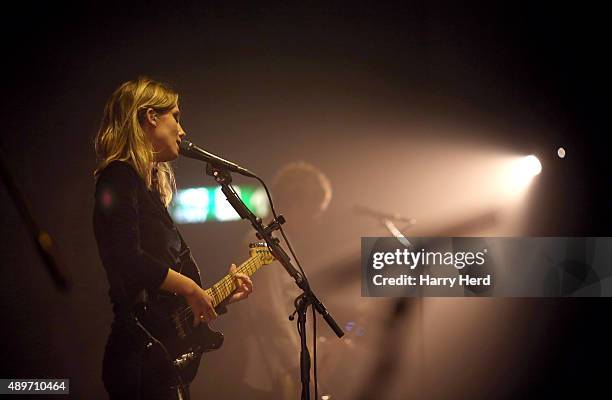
<box><xmin>170</xmin><ymin>185</ymin><xmax>270</xmax><ymax>223</ymax></box>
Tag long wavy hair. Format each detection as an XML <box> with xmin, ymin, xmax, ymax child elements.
<box><xmin>94</xmin><ymin>77</ymin><xmax>178</xmax><ymax>206</ymax></box>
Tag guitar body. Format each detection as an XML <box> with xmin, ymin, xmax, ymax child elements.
<box><xmin>133</xmin><ymin>242</ymin><xmax>274</xmax><ymax>386</ymax></box>
<box><xmin>135</xmin><ymin>293</ymin><xmax>224</xmax><ymax>385</ymax></box>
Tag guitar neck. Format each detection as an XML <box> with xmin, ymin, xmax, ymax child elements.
<box><xmin>204</xmin><ymin>255</ymin><xmax>264</xmax><ymax>307</ymax></box>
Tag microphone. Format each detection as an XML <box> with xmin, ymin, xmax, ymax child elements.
<box><xmin>178</xmin><ymin>140</ymin><xmax>256</xmax><ymax>178</ymax></box>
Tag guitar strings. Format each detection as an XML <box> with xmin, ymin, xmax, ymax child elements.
<box><xmin>209</xmin><ymin>255</ymin><xmax>259</xmax><ymax>303</ymax></box>
<box><xmin>173</xmin><ymin>254</ymin><xmax>265</xmax><ymax>325</ymax></box>
<box><xmin>175</xmin><ymin>256</ymin><xmax>260</xmax><ymax>325</ymax></box>
<box><xmin>179</xmin><ymin>258</ymin><xmax>256</xmax><ymax>319</ymax></box>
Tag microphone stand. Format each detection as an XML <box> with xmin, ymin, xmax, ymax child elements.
<box><xmin>204</xmin><ymin>164</ymin><xmax>344</xmax><ymax>400</ymax></box>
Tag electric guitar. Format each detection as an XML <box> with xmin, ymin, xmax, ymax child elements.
<box><xmin>134</xmin><ymin>242</ymin><xmax>275</xmax><ymax>385</ymax></box>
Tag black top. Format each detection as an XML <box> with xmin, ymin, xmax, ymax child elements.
<box><xmin>93</xmin><ymin>160</ymin><xmax>201</xmax><ymax>317</ymax></box>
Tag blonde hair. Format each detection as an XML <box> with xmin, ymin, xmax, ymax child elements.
<box><xmin>94</xmin><ymin>77</ymin><xmax>178</xmax><ymax>206</ymax></box>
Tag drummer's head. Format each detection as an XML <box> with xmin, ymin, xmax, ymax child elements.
<box><xmin>272</xmin><ymin>161</ymin><xmax>332</xmax><ymax>222</ymax></box>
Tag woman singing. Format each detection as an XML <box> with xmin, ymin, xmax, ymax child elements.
<box><xmin>93</xmin><ymin>77</ymin><xmax>253</xmax><ymax>399</ymax></box>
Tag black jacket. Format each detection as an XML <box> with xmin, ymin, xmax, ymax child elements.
<box><xmin>94</xmin><ymin>160</ymin><xmax>204</xmax><ymax>397</ymax></box>
<box><xmin>93</xmin><ymin>160</ymin><xmax>201</xmax><ymax>317</ymax></box>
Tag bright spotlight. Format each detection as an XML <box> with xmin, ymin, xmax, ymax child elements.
<box><xmin>506</xmin><ymin>155</ymin><xmax>542</xmax><ymax>193</ymax></box>
<box><xmin>522</xmin><ymin>155</ymin><xmax>542</xmax><ymax>177</ymax></box>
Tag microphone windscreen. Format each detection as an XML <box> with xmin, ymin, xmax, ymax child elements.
<box><xmin>178</xmin><ymin>140</ymin><xmax>193</xmax><ymax>155</ymax></box>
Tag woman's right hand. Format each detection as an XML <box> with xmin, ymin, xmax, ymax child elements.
<box><xmin>184</xmin><ymin>283</ymin><xmax>218</xmax><ymax>327</ymax></box>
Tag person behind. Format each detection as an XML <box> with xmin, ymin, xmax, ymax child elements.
<box><xmin>93</xmin><ymin>77</ymin><xmax>253</xmax><ymax>399</ymax></box>
<box><xmin>241</xmin><ymin>161</ymin><xmax>332</xmax><ymax>399</ymax></box>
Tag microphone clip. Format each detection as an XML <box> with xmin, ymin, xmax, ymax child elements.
<box><xmin>206</xmin><ymin>163</ymin><xmax>233</xmax><ymax>184</ymax></box>
<box><xmin>256</xmin><ymin>215</ymin><xmax>286</xmax><ymax>240</ymax></box>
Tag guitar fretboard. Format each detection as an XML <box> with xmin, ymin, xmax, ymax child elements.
<box><xmin>204</xmin><ymin>255</ymin><xmax>264</xmax><ymax>307</ymax></box>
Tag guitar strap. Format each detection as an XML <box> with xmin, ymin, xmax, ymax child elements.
<box><xmin>174</xmin><ymin>227</ymin><xmax>203</xmax><ymax>288</ymax></box>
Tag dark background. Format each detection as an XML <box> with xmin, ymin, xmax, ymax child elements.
<box><xmin>1</xmin><ymin>1</ymin><xmax>610</xmax><ymax>398</ymax></box>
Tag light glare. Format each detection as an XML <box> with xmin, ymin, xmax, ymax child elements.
<box><xmin>557</xmin><ymin>147</ymin><xmax>566</xmax><ymax>158</ymax></box>
<box><xmin>523</xmin><ymin>155</ymin><xmax>542</xmax><ymax>177</ymax></box>
<box><xmin>502</xmin><ymin>154</ymin><xmax>543</xmax><ymax>197</ymax></box>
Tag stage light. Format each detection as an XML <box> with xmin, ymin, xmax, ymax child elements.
<box><xmin>214</xmin><ymin>186</ymin><xmax>242</xmax><ymax>221</ymax></box>
<box><xmin>557</xmin><ymin>147</ymin><xmax>566</xmax><ymax>158</ymax></box>
<box><xmin>496</xmin><ymin>154</ymin><xmax>543</xmax><ymax>199</ymax></box>
<box><xmin>510</xmin><ymin>155</ymin><xmax>541</xmax><ymax>189</ymax></box>
<box><xmin>171</xmin><ymin>188</ymin><xmax>210</xmax><ymax>223</ymax></box>
<box><xmin>169</xmin><ymin>185</ymin><xmax>269</xmax><ymax>223</ymax></box>
<box><xmin>523</xmin><ymin>155</ymin><xmax>542</xmax><ymax>176</ymax></box>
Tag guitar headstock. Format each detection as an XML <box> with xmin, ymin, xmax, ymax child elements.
<box><xmin>248</xmin><ymin>242</ymin><xmax>275</xmax><ymax>265</ymax></box>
